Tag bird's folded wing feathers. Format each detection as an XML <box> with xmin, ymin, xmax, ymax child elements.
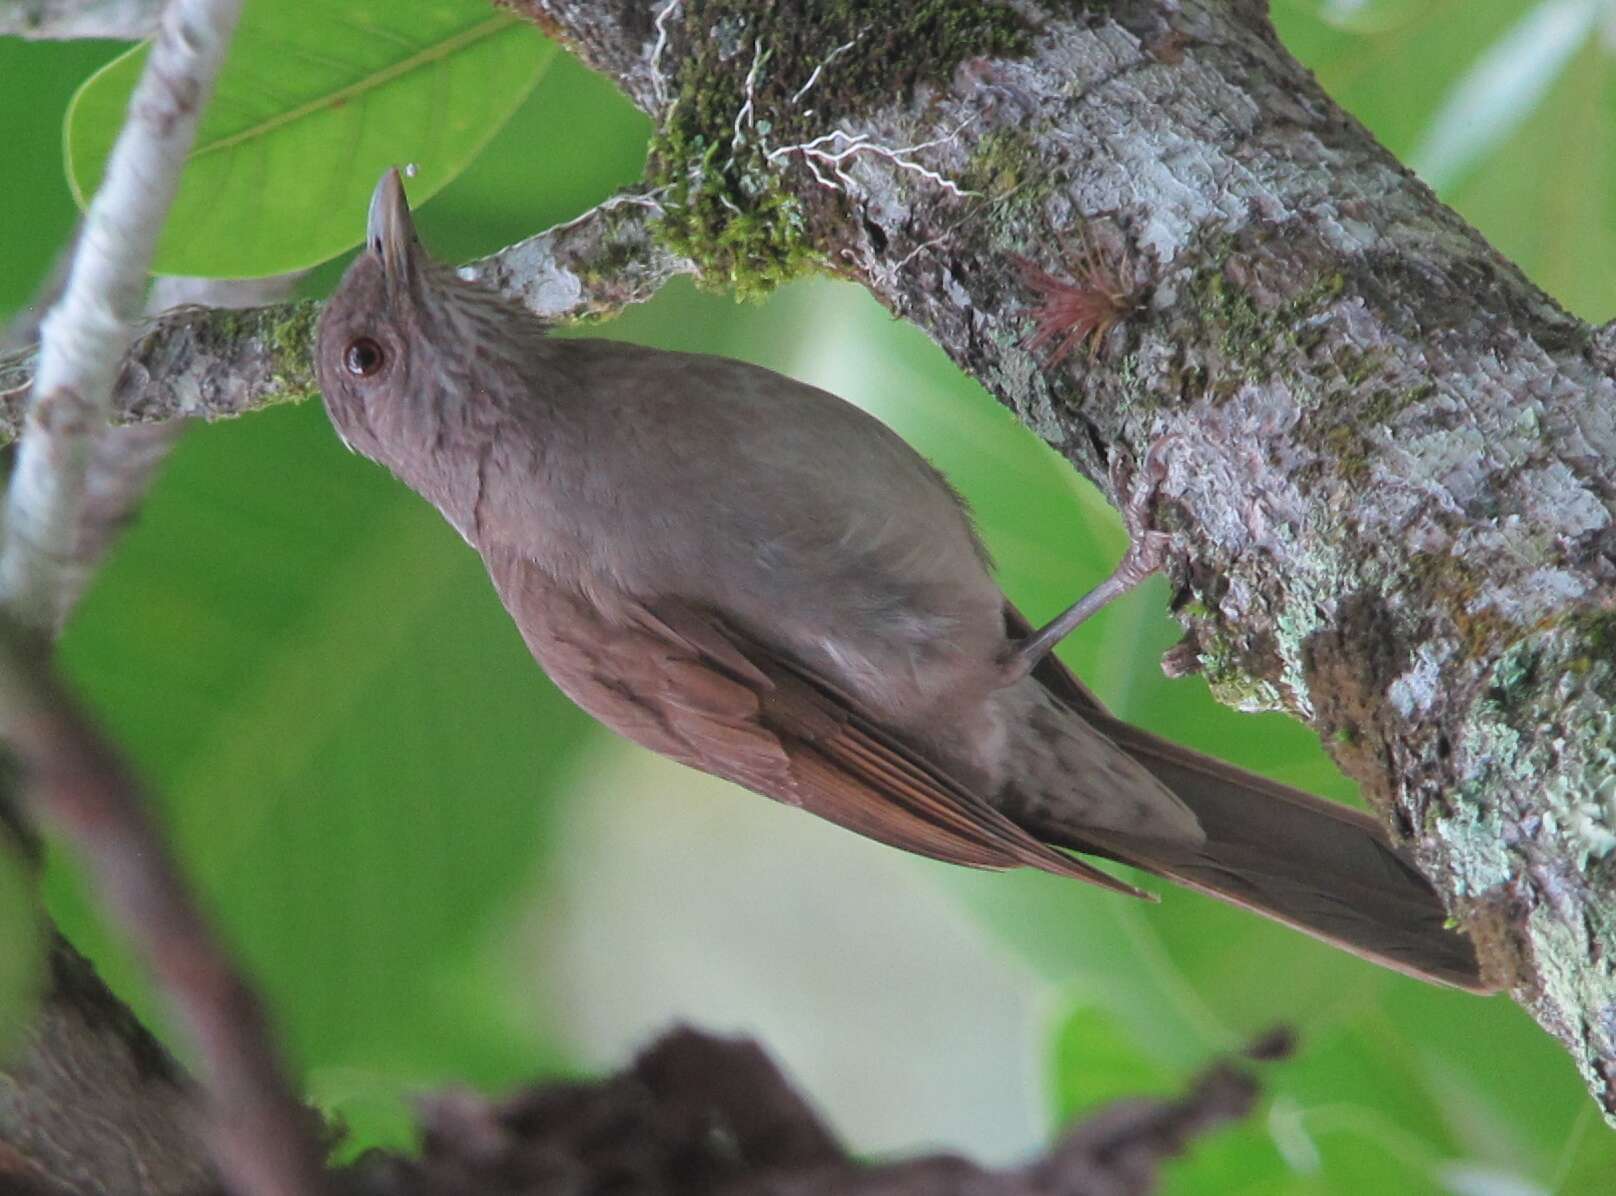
<box><xmin>648</xmin><ymin>596</ymin><xmax>1145</xmax><ymax>892</ymax></box>
<box><xmin>485</xmin><ymin>550</ymin><xmax>1141</xmax><ymax>894</ymax></box>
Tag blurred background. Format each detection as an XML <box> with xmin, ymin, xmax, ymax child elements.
<box><xmin>2</xmin><ymin>1</ymin><xmax>1613</xmax><ymax>1191</ymax></box>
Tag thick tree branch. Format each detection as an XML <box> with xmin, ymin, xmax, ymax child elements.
<box><xmin>0</xmin><ymin>0</ymin><xmax>244</xmax><ymax>631</ymax></box>
<box><xmin>502</xmin><ymin>0</ymin><xmax>1616</xmax><ymax>1113</ymax></box>
<box><xmin>0</xmin><ymin>195</ymin><xmax>692</xmax><ymax>446</ymax></box>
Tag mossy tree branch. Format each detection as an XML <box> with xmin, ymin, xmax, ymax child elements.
<box><xmin>502</xmin><ymin>0</ymin><xmax>1616</xmax><ymax>1114</ymax></box>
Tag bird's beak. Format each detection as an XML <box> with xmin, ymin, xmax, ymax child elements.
<box><xmin>367</xmin><ymin>167</ymin><xmax>417</xmax><ymax>281</ymax></box>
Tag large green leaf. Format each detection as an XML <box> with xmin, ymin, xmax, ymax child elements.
<box><xmin>64</xmin><ymin>0</ymin><xmax>554</xmax><ymax>277</ymax></box>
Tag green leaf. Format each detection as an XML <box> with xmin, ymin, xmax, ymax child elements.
<box><xmin>64</xmin><ymin>0</ymin><xmax>554</xmax><ymax>278</ymax></box>
<box><xmin>0</xmin><ymin>842</ymin><xmax>43</xmax><ymax>1063</ymax></box>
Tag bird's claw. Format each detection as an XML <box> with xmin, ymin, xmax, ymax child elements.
<box><xmin>997</xmin><ymin>435</ymin><xmax>1183</xmax><ymax>687</ymax></box>
<box><xmin>1107</xmin><ymin>435</ymin><xmax>1180</xmax><ymax>589</ymax></box>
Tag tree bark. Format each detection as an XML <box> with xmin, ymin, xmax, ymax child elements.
<box><xmin>496</xmin><ymin>0</ymin><xmax>1616</xmax><ymax>1114</ymax></box>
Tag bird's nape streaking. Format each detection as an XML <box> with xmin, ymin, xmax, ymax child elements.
<box><xmin>313</xmin><ymin>169</ymin><xmax>1492</xmax><ymax>994</ymax></box>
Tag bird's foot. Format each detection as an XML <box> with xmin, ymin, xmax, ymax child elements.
<box><xmin>1105</xmin><ymin>434</ymin><xmax>1178</xmax><ymax>593</ymax></box>
<box><xmin>998</xmin><ymin>436</ymin><xmax>1179</xmax><ymax>686</ymax></box>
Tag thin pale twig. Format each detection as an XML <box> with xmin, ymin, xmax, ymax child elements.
<box><xmin>0</xmin><ymin>0</ymin><xmax>245</xmax><ymax>632</ymax></box>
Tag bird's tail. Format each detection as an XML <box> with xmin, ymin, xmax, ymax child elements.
<box><xmin>1076</xmin><ymin>712</ymin><xmax>1492</xmax><ymax>992</ymax></box>
<box><xmin>1004</xmin><ymin>608</ymin><xmax>1491</xmax><ymax>993</ymax></box>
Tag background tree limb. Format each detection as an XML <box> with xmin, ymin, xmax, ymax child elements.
<box><xmin>0</xmin><ymin>626</ymin><xmax>330</xmax><ymax>1196</ymax></box>
<box><xmin>342</xmin><ymin>1025</ymin><xmax>1283</xmax><ymax>1196</ymax></box>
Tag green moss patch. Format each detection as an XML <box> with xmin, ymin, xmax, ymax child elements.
<box><xmin>649</xmin><ymin>0</ymin><xmax>1029</xmax><ymax>298</ymax></box>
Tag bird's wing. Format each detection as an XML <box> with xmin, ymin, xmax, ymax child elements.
<box><xmin>487</xmin><ymin>550</ymin><xmax>1142</xmax><ymax>894</ymax></box>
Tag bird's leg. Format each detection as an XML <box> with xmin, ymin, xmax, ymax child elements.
<box><xmin>999</xmin><ymin>438</ymin><xmax>1176</xmax><ymax>685</ymax></box>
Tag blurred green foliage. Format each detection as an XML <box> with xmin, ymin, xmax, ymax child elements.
<box><xmin>1</xmin><ymin>0</ymin><xmax>1613</xmax><ymax>1188</ymax></box>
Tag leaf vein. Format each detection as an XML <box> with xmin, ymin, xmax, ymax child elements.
<box><xmin>188</xmin><ymin>15</ymin><xmax>518</xmax><ymax>164</ymax></box>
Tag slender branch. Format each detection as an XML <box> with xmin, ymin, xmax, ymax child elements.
<box><xmin>0</xmin><ymin>299</ymin><xmax>320</xmax><ymax>442</ymax></box>
<box><xmin>0</xmin><ymin>193</ymin><xmax>693</xmax><ymax>446</ymax></box>
<box><xmin>0</xmin><ymin>0</ymin><xmax>159</xmax><ymax>39</ymax></box>
<box><xmin>0</xmin><ymin>628</ymin><xmax>329</xmax><ymax>1196</ymax></box>
<box><xmin>0</xmin><ymin>0</ymin><xmax>244</xmax><ymax>631</ymax></box>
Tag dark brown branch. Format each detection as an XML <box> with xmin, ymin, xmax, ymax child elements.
<box><xmin>0</xmin><ymin>933</ymin><xmax>216</xmax><ymax>1196</ymax></box>
<box><xmin>0</xmin><ymin>627</ymin><xmax>329</xmax><ymax>1196</ymax></box>
<box><xmin>342</xmin><ymin>1026</ymin><xmax>1279</xmax><ymax>1195</ymax></box>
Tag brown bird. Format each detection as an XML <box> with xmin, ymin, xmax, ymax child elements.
<box><xmin>314</xmin><ymin>170</ymin><xmax>1488</xmax><ymax>992</ymax></box>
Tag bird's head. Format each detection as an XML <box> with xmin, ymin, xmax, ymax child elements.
<box><xmin>314</xmin><ymin>169</ymin><xmax>539</xmax><ymax>465</ymax></box>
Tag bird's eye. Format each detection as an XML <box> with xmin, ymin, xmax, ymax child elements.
<box><xmin>345</xmin><ymin>337</ymin><xmax>385</xmax><ymax>378</ymax></box>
